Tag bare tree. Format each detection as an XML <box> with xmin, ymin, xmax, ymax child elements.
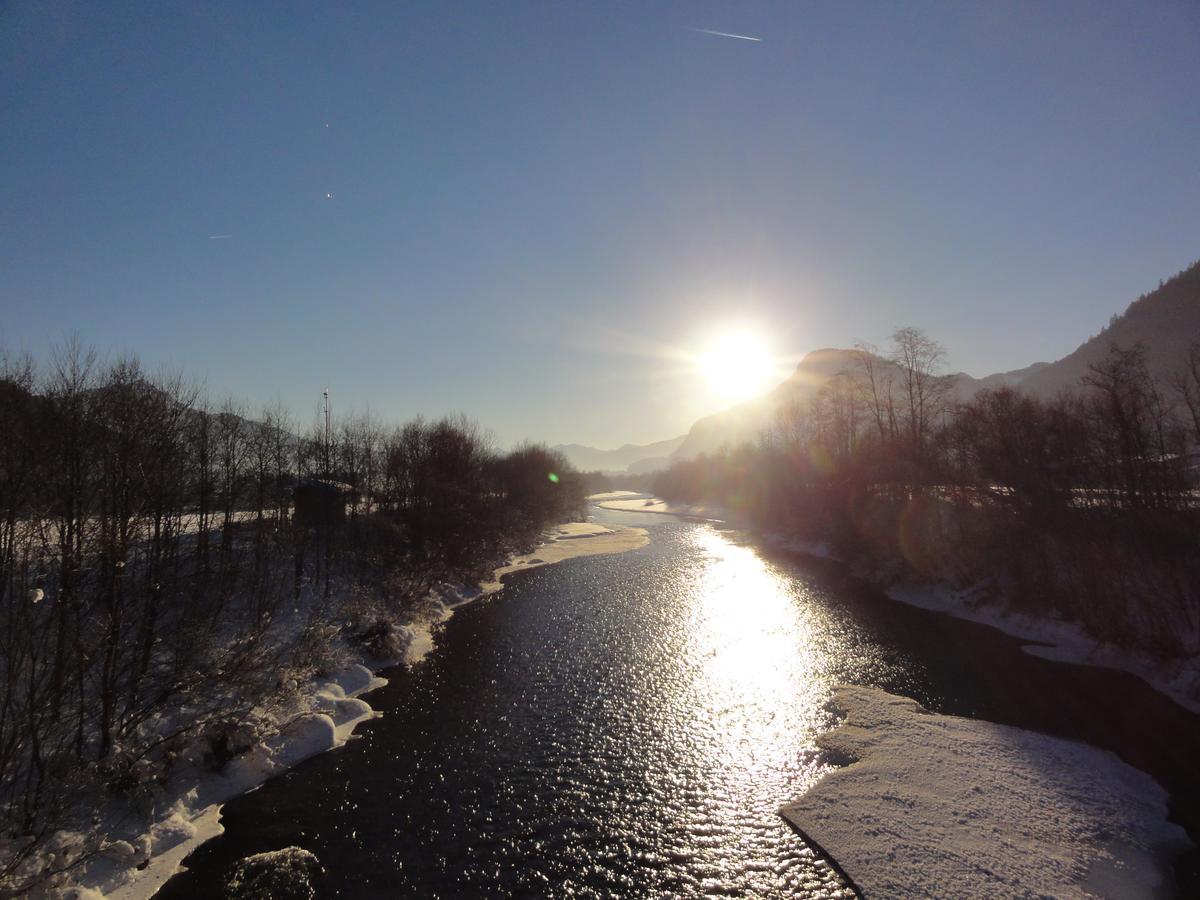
<box><xmin>854</xmin><ymin>341</ymin><xmax>898</xmax><ymax>443</ymax></box>
<box><xmin>1169</xmin><ymin>341</ymin><xmax>1200</xmax><ymax>447</ymax></box>
<box><xmin>890</xmin><ymin>327</ymin><xmax>949</xmax><ymax>489</ymax></box>
<box><xmin>811</xmin><ymin>370</ymin><xmax>861</xmax><ymax>464</ymax></box>
<box><xmin>1084</xmin><ymin>343</ymin><xmax>1188</xmax><ymax>511</ymax></box>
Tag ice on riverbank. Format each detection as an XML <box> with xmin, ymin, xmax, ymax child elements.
<box><xmin>478</xmin><ymin>522</ymin><xmax>648</xmax><ymax>594</ymax></box>
<box><xmin>782</xmin><ymin>684</ymin><xmax>1190</xmax><ymax>899</ymax></box>
<box><xmin>398</xmin><ymin>522</ymin><xmax>649</xmax><ymax>665</ymax></box>
<box><xmin>589</xmin><ymin>491</ymin><xmax>725</xmax><ymax>521</ymax></box>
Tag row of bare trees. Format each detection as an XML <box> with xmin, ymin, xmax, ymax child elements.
<box><xmin>655</xmin><ymin>329</ymin><xmax>1200</xmax><ymax>656</ymax></box>
<box><xmin>0</xmin><ymin>341</ymin><xmax>584</xmax><ymax>892</ymax></box>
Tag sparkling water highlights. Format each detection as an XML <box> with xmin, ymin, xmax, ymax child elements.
<box><xmin>163</xmin><ymin>516</ymin><xmax>876</xmax><ymax>897</ymax></box>
<box><xmin>660</xmin><ymin>526</ymin><xmax>847</xmax><ymax>894</ymax></box>
<box><xmin>159</xmin><ymin>510</ymin><xmax>1200</xmax><ymax>898</ymax></box>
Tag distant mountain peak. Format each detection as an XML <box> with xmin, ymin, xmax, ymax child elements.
<box><xmin>553</xmin><ymin>435</ymin><xmax>687</xmax><ymax>474</ymax></box>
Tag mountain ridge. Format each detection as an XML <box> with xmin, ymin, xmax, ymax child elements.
<box><xmin>665</xmin><ymin>259</ymin><xmax>1199</xmax><ymax>461</ymax></box>
<box><xmin>553</xmin><ymin>435</ymin><xmax>686</xmax><ymax>474</ymax></box>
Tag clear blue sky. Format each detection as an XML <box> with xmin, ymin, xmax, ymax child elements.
<box><xmin>3</xmin><ymin>1</ymin><xmax>1198</xmax><ymax>447</ymax></box>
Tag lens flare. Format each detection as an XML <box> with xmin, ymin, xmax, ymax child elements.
<box><xmin>698</xmin><ymin>331</ymin><xmax>777</xmax><ymax>402</ymax></box>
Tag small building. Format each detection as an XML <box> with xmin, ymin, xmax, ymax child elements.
<box><xmin>293</xmin><ymin>479</ymin><xmax>355</xmax><ymax>529</ymax></box>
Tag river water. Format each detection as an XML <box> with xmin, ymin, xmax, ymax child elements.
<box><xmin>160</xmin><ymin>507</ymin><xmax>1200</xmax><ymax>897</ymax></box>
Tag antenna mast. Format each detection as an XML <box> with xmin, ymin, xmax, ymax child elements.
<box><xmin>323</xmin><ymin>388</ymin><xmax>330</xmax><ymax>480</ymax></box>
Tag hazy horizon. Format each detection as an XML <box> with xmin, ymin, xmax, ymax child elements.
<box><xmin>4</xmin><ymin>2</ymin><xmax>1199</xmax><ymax>448</ymax></box>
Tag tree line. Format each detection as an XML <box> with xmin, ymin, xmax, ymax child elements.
<box><xmin>655</xmin><ymin>329</ymin><xmax>1200</xmax><ymax>658</ymax></box>
<box><xmin>0</xmin><ymin>340</ymin><xmax>584</xmax><ymax>892</ymax></box>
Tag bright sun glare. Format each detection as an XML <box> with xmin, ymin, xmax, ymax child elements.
<box><xmin>699</xmin><ymin>331</ymin><xmax>777</xmax><ymax>402</ymax></box>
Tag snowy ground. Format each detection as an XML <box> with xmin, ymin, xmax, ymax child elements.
<box><xmin>589</xmin><ymin>490</ymin><xmax>726</xmax><ymax>521</ymax></box>
<box><xmin>54</xmin><ymin>520</ymin><xmax>647</xmax><ymax>900</ymax></box>
<box><xmin>478</xmin><ymin>521</ymin><xmax>647</xmax><ymax>593</ymax></box>
<box><xmin>66</xmin><ymin>665</ymin><xmax>385</xmax><ymax>900</ymax></box>
<box><xmin>781</xmin><ymin>685</ymin><xmax>1190</xmax><ymax>899</ymax></box>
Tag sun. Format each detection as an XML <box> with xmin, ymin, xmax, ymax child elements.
<box><xmin>698</xmin><ymin>330</ymin><xmax>777</xmax><ymax>402</ymax></box>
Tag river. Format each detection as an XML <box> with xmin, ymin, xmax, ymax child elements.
<box><xmin>159</xmin><ymin>506</ymin><xmax>1200</xmax><ymax>897</ymax></box>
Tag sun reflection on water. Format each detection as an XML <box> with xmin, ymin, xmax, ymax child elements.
<box><xmin>692</xmin><ymin>526</ymin><xmax>829</xmax><ymax>725</ymax></box>
<box><xmin>660</xmin><ymin>525</ymin><xmax>843</xmax><ymax>893</ymax></box>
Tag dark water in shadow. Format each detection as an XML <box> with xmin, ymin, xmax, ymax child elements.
<box><xmin>159</xmin><ymin>508</ymin><xmax>1200</xmax><ymax>898</ymax></box>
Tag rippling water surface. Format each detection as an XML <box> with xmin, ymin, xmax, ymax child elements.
<box><xmin>161</xmin><ymin>508</ymin><xmax>1200</xmax><ymax>898</ymax></box>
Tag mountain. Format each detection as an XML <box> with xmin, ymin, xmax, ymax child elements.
<box><xmin>626</xmin><ymin>455</ymin><xmax>673</xmax><ymax>475</ymax></box>
<box><xmin>670</xmin><ymin>348</ymin><xmax>861</xmax><ymax>460</ymax></box>
<box><xmin>955</xmin><ymin>361</ymin><xmax>1050</xmax><ymax>394</ymax></box>
<box><xmin>1016</xmin><ymin>260</ymin><xmax>1200</xmax><ymax>399</ymax></box>
<box><xmin>668</xmin><ymin>260</ymin><xmax>1199</xmax><ymax>461</ymax></box>
<box><xmin>665</xmin><ymin>351</ymin><xmax>1044</xmax><ymax>462</ymax></box>
<box><xmin>667</xmin><ymin>347</ymin><xmax>978</xmax><ymax>460</ymax></box>
<box><xmin>554</xmin><ymin>435</ymin><xmax>686</xmax><ymax>473</ymax></box>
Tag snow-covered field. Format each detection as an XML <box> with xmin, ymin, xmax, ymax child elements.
<box><xmin>55</xmin><ymin>520</ymin><xmax>647</xmax><ymax>900</ymax></box>
<box><xmin>782</xmin><ymin>685</ymin><xmax>1190</xmax><ymax>899</ymax></box>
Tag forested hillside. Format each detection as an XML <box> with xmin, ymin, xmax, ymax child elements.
<box><xmin>1019</xmin><ymin>260</ymin><xmax>1200</xmax><ymax>398</ymax></box>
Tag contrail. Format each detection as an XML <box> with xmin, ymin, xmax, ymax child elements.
<box><xmin>687</xmin><ymin>27</ymin><xmax>761</xmax><ymax>42</ymax></box>
<box><xmin>208</xmin><ymin>234</ymin><xmax>234</xmax><ymax>240</ymax></box>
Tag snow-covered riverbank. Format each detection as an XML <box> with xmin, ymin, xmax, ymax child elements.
<box><xmin>781</xmin><ymin>685</ymin><xmax>1190</xmax><ymax>898</ymax></box>
<box><xmin>71</xmin><ymin>665</ymin><xmax>387</xmax><ymax>900</ymax></box>
<box><xmin>594</xmin><ymin>493</ymin><xmax>1199</xmax><ymax>892</ymax></box>
<box><xmin>595</xmin><ymin>492</ymin><xmax>1200</xmax><ymax>714</ymax></box>
<box><xmin>589</xmin><ymin>490</ymin><xmax>725</xmax><ymax>521</ymax></box>
<box><xmin>479</xmin><ymin>522</ymin><xmax>649</xmax><ymax>593</ymax></box>
<box><xmin>883</xmin><ymin>582</ymin><xmax>1200</xmax><ymax>716</ymax></box>
<box><xmin>56</xmin><ymin>521</ymin><xmax>647</xmax><ymax>900</ymax></box>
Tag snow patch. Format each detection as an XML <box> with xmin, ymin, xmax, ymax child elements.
<box><xmin>102</xmin><ymin>806</ymin><xmax>223</xmax><ymax>900</ymax></box>
<box><xmin>223</xmin><ymin>845</ymin><xmax>322</xmax><ymax>898</ymax></box>
<box><xmin>782</xmin><ymin>685</ymin><xmax>1191</xmax><ymax>899</ymax></box>
<box><xmin>65</xmin><ymin>664</ymin><xmax>385</xmax><ymax>900</ymax></box>
<box><xmin>592</xmin><ymin>492</ymin><xmax>726</xmax><ymax>521</ymax></box>
<box><xmin>550</xmin><ymin>521</ymin><xmax>614</xmax><ymax>540</ymax></box>
<box><xmin>477</xmin><ymin>522</ymin><xmax>648</xmax><ymax>595</ymax></box>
